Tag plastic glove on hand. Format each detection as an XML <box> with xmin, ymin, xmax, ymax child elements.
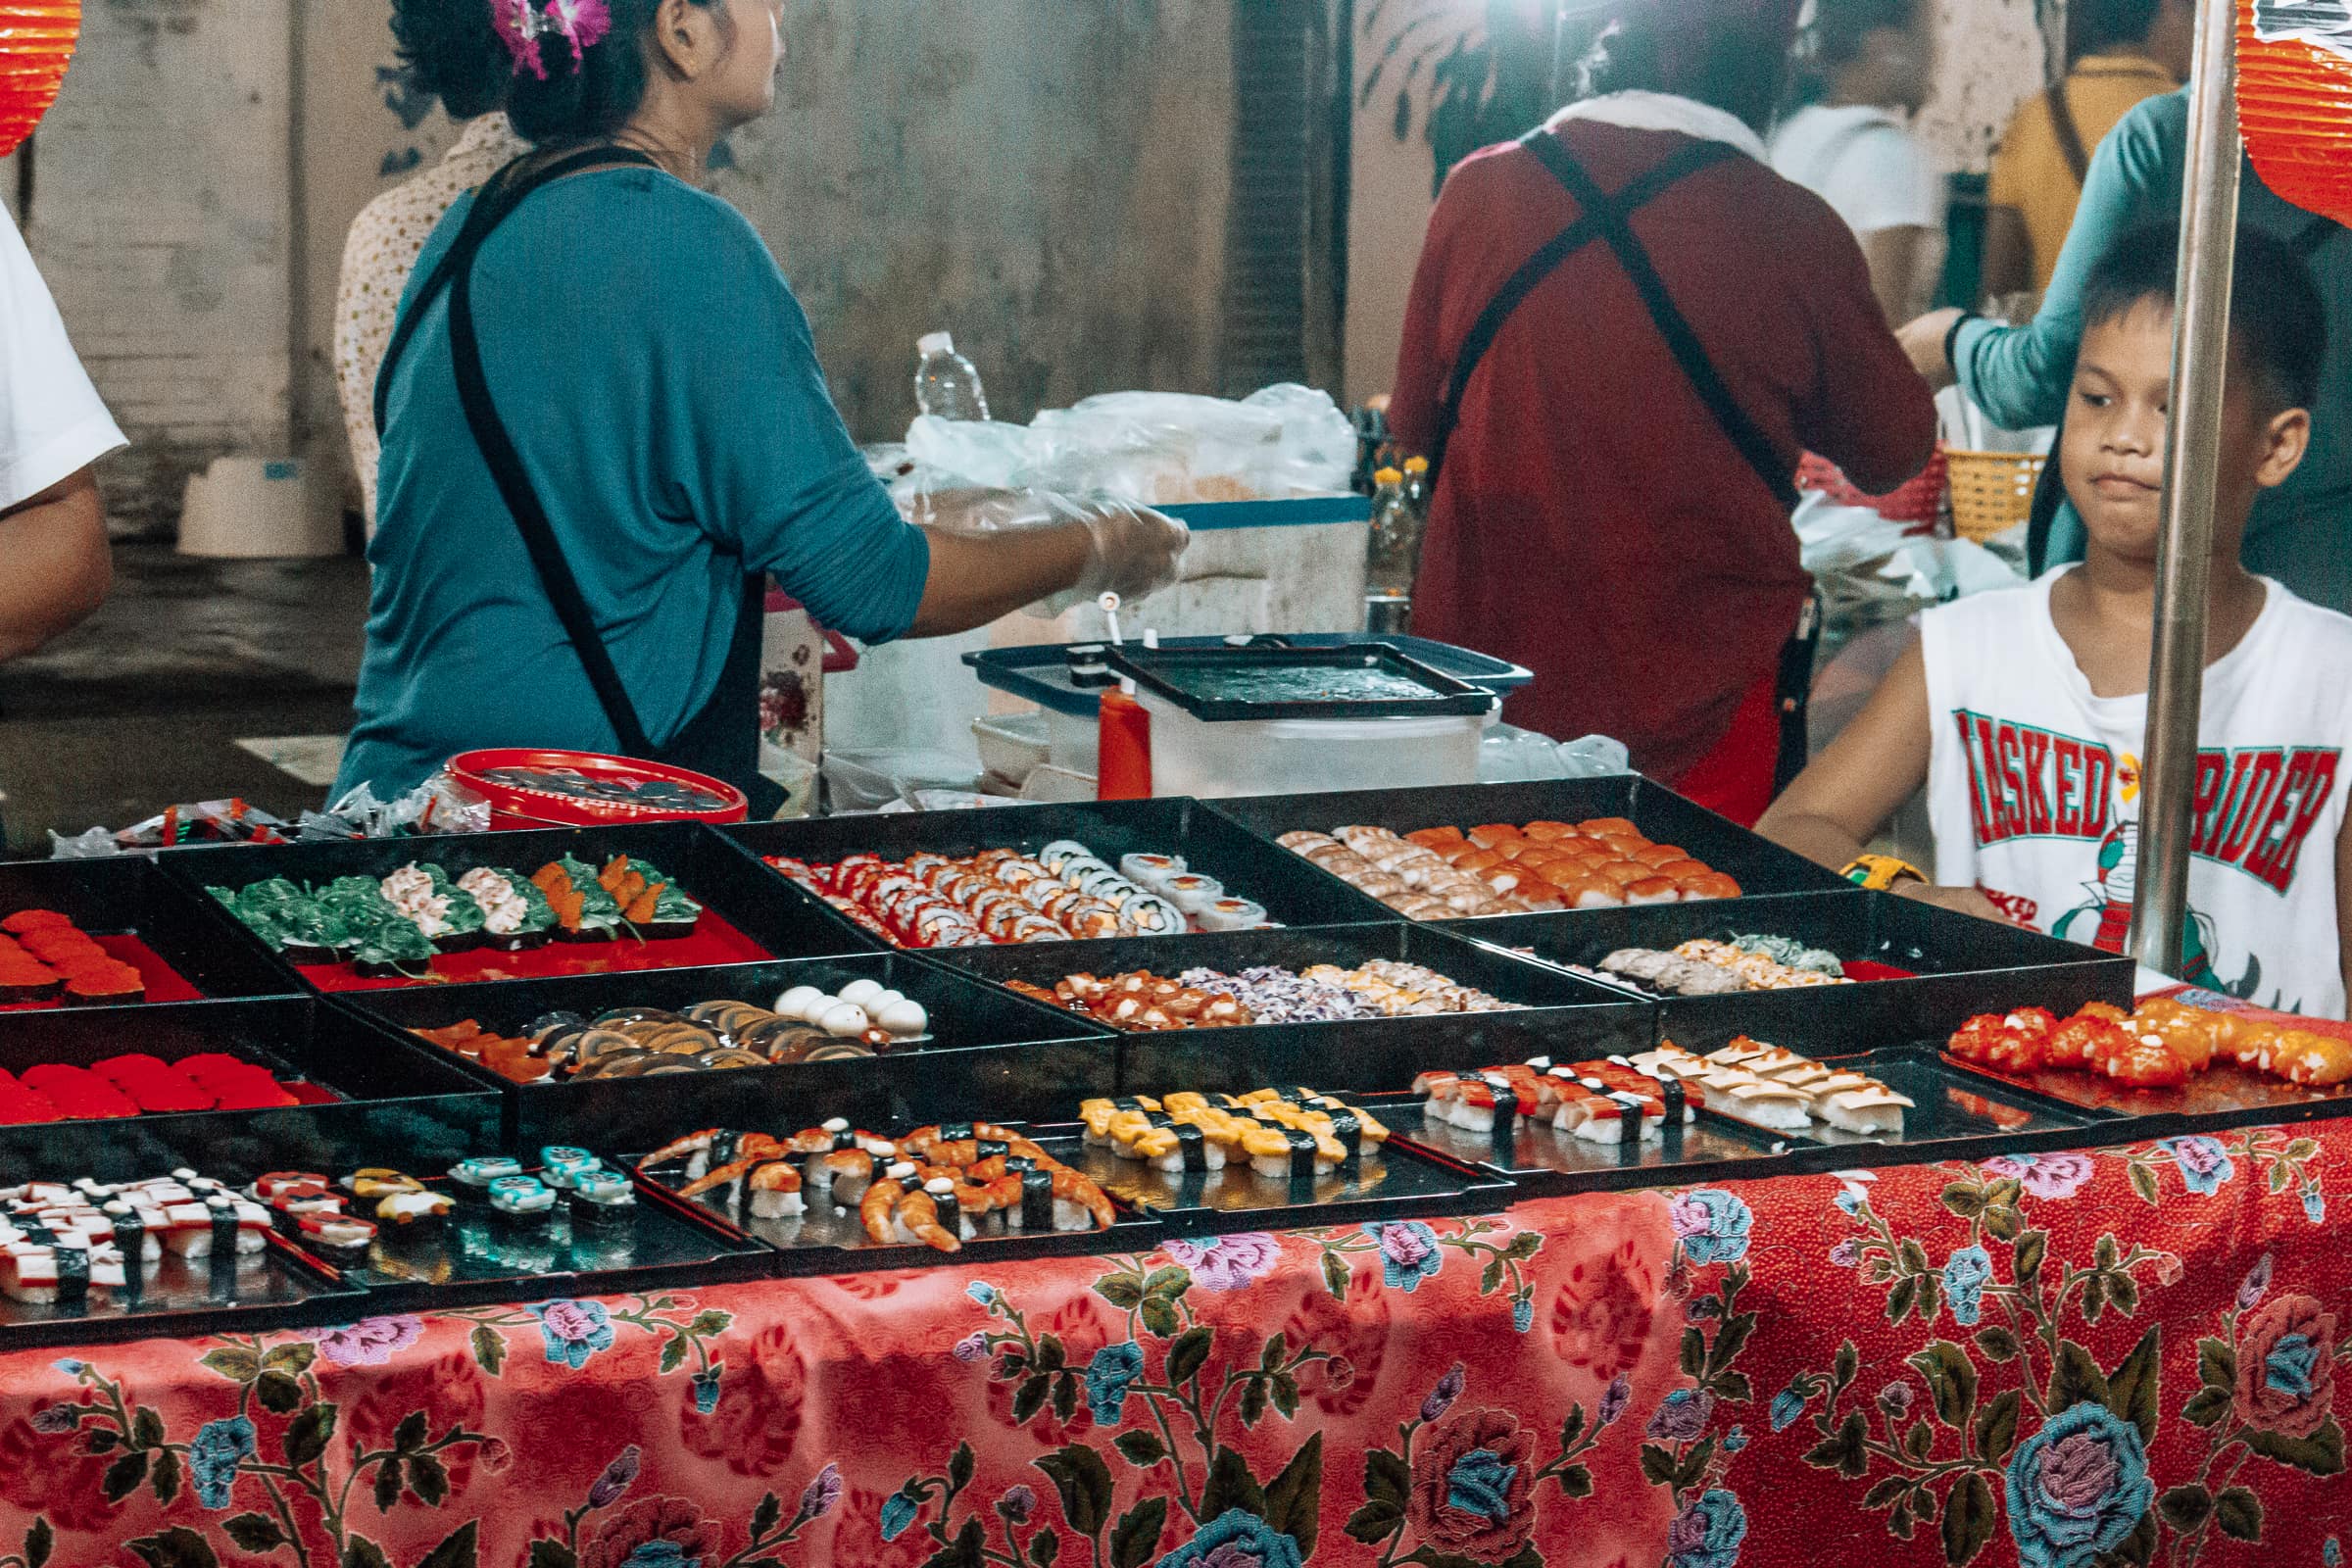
<box><xmin>1068</xmin><ymin>493</ymin><xmax>1190</xmax><ymax>604</ymax></box>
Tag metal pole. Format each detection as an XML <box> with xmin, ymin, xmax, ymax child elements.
<box><xmin>2129</xmin><ymin>0</ymin><xmax>2243</xmax><ymax>978</ymax></box>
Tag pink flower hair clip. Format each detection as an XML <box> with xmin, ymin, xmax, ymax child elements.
<box><xmin>491</xmin><ymin>0</ymin><xmax>612</xmax><ymax>81</ymax></box>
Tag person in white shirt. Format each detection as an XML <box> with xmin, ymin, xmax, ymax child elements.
<box><xmin>1768</xmin><ymin>0</ymin><xmax>1942</xmax><ymax>321</ymax></box>
<box><xmin>0</xmin><ymin>205</ymin><xmax>122</xmax><ymax>662</ymax></box>
<box><xmin>335</xmin><ymin>0</ymin><xmax>528</xmax><ymax>536</ymax></box>
<box><xmin>1761</xmin><ymin>225</ymin><xmax>2352</xmax><ymax>1017</ymax></box>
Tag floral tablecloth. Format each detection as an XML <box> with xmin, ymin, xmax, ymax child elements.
<box><xmin>4</xmin><ymin>1123</ymin><xmax>2347</xmax><ymax>1568</ymax></box>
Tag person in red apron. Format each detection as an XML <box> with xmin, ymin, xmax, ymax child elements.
<box><xmin>1391</xmin><ymin>0</ymin><xmax>1936</xmax><ymax>825</ymax></box>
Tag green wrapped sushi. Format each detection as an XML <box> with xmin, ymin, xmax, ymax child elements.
<box><xmin>454</xmin><ymin>866</ymin><xmax>557</xmax><ymax>952</ymax></box>
<box><xmin>548</xmin><ymin>856</ymin><xmax>623</xmax><ymax>944</ymax></box>
<box><xmin>350</xmin><ymin>909</ymin><xmax>437</xmax><ymax>978</ymax></box>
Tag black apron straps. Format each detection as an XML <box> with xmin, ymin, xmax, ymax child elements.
<box><xmin>372</xmin><ymin>146</ymin><xmax>776</xmax><ymax>809</ymax></box>
<box><xmin>1427</xmin><ymin>133</ymin><xmax>1740</xmax><ymax>483</ymax></box>
<box><xmin>1517</xmin><ymin>129</ymin><xmax>1803</xmax><ymax>512</ymax></box>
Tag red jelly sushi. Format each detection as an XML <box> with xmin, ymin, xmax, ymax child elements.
<box><xmin>0</xmin><ymin>1068</ymin><xmax>59</xmax><ymax>1125</ymax></box>
<box><xmin>91</xmin><ymin>1055</ymin><xmax>212</xmax><ymax>1112</ymax></box>
<box><xmin>0</xmin><ymin>965</ymin><xmax>62</xmax><ymax>1004</ymax></box>
<box><xmin>62</xmin><ymin>963</ymin><xmax>144</xmax><ymax>1005</ymax></box>
<box><xmin>18</xmin><ymin>1065</ymin><xmax>138</xmax><ymax>1119</ymax></box>
<box><xmin>0</xmin><ymin>909</ymin><xmax>73</xmax><ymax>935</ymax></box>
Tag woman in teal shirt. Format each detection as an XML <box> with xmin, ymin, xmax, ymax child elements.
<box><xmin>338</xmin><ymin>0</ymin><xmax>1183</xmax><ymax>806</ymax></box>
<box><xmin>1904</xmin><ymin>86</ymin><xmax>2351</xmax><ymax>611</ymax></box>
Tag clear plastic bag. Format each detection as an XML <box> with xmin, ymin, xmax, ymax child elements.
<box><xmin>903</xmin><ymin>384</ymin><xmax>1355</xmax><ymax>507</ymax></box>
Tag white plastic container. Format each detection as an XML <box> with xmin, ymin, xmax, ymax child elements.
<box><xmin>1135</xmin><ymin>687</ymin><xmax>1492</xmax><ymax>799</ymax></box>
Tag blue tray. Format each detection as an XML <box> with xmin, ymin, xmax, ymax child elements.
<box><xmin>965</xmin><ymin>635</ymin><xmax>1534</xmax><ymax>719</ymax></box>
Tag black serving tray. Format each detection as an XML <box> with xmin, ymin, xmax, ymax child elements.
<box><xmin>931</xmin><ymin>922</ymin><xmax>1648</xmax><ymax>1098</ymax></box>
<box><xmin>1457</xmin><ymin>891</ymin><xmax>2134</xmax><ymax>1052</ymax></box>
<box><xmin>0</xmin><ymin>997</ymin><xmax>499</xmax><ymax>1172</ymax></box>
<box><xmin>1208</xmin><ymin>778</ymin><xmax>1852</xmax><ymax>917</ymax></box>
<box><xmin>0</xmin><ymin>856</ymin><xmax>298</xmax><ymax>1007</ymax></box>
<box><xmin>1039</xmin><ymin>1115</ymin><xmax>1516</xmax><ymax>1235</ymax></box>
<box><xmin>1102</xmin><ymin>643</ymin><xmax>1496</xmax><ymax>721</ymax></box>
<box><xmin>343</xmin><ymin>955</ymin><xmax>1118</xmax><ymax>1152</ymax></box>
<box><xmin>635</xmin><ymin>1124</ymin><xmax>1164</xmax><ymax>1273</ymax></box>
<box><xmin>727</xmin><ymin>797</ymin><xmax>1398</xmax><ymax>946</ymax></box>
<box><xmin>159</xmin><ymin>821</ymin><xmax>876</xmax><ymax>991</ymax></box>
<box><xmin>321</xmin><ymin>1161</ymin><xmax>773</xmax><ymax>1310</ymax></box>
<box><xmin>0</xmin><ymin>1232</ymin><xmax>371</xmax><ymax>1349</ymax></box>
<box><xmin>965</xmin><ymin>635</ymin><xmax>1534</xmax><ymax>719</ymax></box>
<box><xmin>1770</xmin><ymin>1046</ymin><xmax>2112</xmax><ymax>1172</ymax></box>
<box><xmin>0</xmin><ymin>1142</ymin><xmax>371</xmax><ymax>1348</ymax></box>
<box><xmin>1362</xmin><ymin>1091</ymin><xmax>1814</xmax><ymax>1199</ymax></box>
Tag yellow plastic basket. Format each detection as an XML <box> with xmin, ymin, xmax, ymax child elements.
<box><xmin>1944</xmin><ymin>449</ymin><xmax>2045</xmax><ymax>543</ymax></box>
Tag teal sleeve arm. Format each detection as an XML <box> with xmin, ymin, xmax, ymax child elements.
<box><xmin>1957</xmin><ymin>92</ymin><xmax>2183</xmax><ymax>430</ymax></box>
<box><xmin>661</xmin><ymin>205</ymin><xmax>931</xmax><ymax>642</ymax></box>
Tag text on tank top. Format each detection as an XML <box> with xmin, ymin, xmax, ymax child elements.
<box><xmin>1919</xmin><ymin>569</ymin><xmax>2352</xmax><ymax>1018</ymax></box>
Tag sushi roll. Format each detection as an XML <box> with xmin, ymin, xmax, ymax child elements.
<box><xmin>448</xmin><ymin>1156</ymin><xmax>523</xmax><ymax>1202</ymax></box>
<box><xmin>1198</xmin><ymin>898</ymin><xmax>1268</xmax><ymax>933</ymax></box>
<box><xmin>1121</xmin><ymin>1119</ymin><xmax>1229</xmax><ymax>1174</ymax></box>
<box><xmin>250</xmin><ymin>1172</ymin><xmax>330</xmax><ymax>1203</ymax></box>
<box><xmin>290</xmin><ymin>1210</ymin><xmax>378</xmax><ymax>1252</ymax></box>
<box><xmin>1240</xmin><ymin>1122</ymin><xmax>1342</xmax><ymax>1181</ymax></box>
<box><xmin>1444</xmin><ymin>1075</ymin><xmax>1526</xmax><ymax>1135</ymax></box>
<box><xmin>0</xmin><ymin>1237</ymin><xmax>124</xmax><ymax>1304</ymax></box>
<box><xmin>1818</xmin><ymin>1086</ymin><xmax>1913</xmax><ymax>1136</ymax></box>
<box><xmin>570</xmin><ymin>1169</ymin><xmax>642</xmax><ymax>1226</ymax></box>
<box><xmin>1119</xmin><ymin>854</ymin><xmax>1186</xmax><ymax>893</ymax></box>
<box><xmin>1160</xmin><ymin>874</ymin><xmax>1224</xmax><ymax>915</ymax></box>
<box><xmin>487</xmin><ymin>1175</ymin><xmax>557</xmax><ymax>1221</ymax></box>
<box><xmin>164</xmin><ymin>1196</ymin><xmax>271</xmax><ymax>1258</ymax></box>
<box><xmin>1715</xmin><ymin>1080</ymin><xmax>1815</xmax><ymax>1131</ymax></box>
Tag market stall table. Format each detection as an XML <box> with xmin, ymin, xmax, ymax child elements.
<box><xmin>1</xmin><ymin>1119</ymin><xmax>2344</xmax><ymax>1568</ymax></box>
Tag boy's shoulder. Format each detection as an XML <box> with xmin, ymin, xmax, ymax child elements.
<box><xmin>1919</xmin><ymin>576</ymin><xmax>2051</xmax><ymax>640</ymax></box>
<box><xmin>2257</xmin><ymin>582</ymin><xmax>2352</xmax><ymax>667</ymax></box>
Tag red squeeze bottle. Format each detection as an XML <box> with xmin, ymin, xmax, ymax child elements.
<box><xmin>1097</xmin><ymin>686</ymin><xmax>1152</xmax><ymax>800</ymax></box>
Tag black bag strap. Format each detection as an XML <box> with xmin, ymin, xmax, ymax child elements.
<box><xmin>1426</xmin><ymin>131</ymin><xmax>1740</xmax><ymax>482</ymax></box>
<box><xmin>2046</xmin><ymin>82</ymin><xmax>2091</xmax><ymax>188</ymax></box>
<box><xmin>2296</xmin><ymin>211</ymin><xmax>2342</xmax><ymax>259</ymax></box>
<box><xmin>1520</xmin><ymin>129</ymin><xmax>1803</xmax><ymax>511</ymax></box>
<box><xmin>373</xmin><ymin>145</ymin><xmax>642</xmax><ymax>438</ymax></box>
<box><xmin>381</xmin><ymin>144</ymin><xmax>668</xmax><ymax>758</ymax></box>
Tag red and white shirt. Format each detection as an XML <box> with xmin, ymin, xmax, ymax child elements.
<box><xmin>1922</xmin><ymin>569</ymin><xmax>2352</xmax><ymax>1018</ymax></box>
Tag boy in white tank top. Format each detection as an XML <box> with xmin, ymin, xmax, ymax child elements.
<box><xmin>1761</xmin><ymin>223</ymin><xmax>2352</xmax><ymax>1017</ymax></box>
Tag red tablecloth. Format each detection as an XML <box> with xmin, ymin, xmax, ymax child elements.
<box><xmin>5</xmin><ymin>1123</ymin><xmax>2347</xmax><ymax>1568</ymax></box>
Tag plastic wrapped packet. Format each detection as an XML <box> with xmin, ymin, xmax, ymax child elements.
<box><xmin>302</xmin><ymin>775</ymin><xmax>491</xmax><ymax>841</ymax></box>
<box><xmin>1025</xmin><ymin>385</ymin><xmax>1355</xmax><ymax>503</ymax></box>
<box><xmin>50</xmin><ymin>799</ymin><xmax>295</xmax><ymax>858</ymax></box>
<box><xmin>900</xmin><ymin>384</ymin><xmax>1356</xmax><ymax>507</ymax></box>
<box><xmin>47</xmin><ymin>826</ymin><xmax>126</xmax><ymax>859</ymax></box>
<box><xmin>1477</xmin><ymin>726</ymin><xmax>1634</xmax><ymax>784</ymax></box>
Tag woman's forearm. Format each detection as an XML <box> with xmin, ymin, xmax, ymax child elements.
<box><xmin>906</xmin><ymin>517</ymin><xmax>1092</xmax><ymax>638</ymax></box>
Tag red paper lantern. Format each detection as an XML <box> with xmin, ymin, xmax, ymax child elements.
<box><xmin>2240</xmin><ymin>0</ymin><xmax>2352</xmax><ymax>227</ymax></box>
<box><xmin>0</xmin><ymin>1</ymin><xmax>77</xmax><ymax>161</ymax></box>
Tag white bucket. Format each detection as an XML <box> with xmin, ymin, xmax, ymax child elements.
<box><xmin>177</xmin><ymin>457</ymin><xmax>342</xmax><ymax>559</ymax></box>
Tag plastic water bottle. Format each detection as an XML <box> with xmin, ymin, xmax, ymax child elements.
<box><xmin>1365</xmin><ymin>466</ymin><xmax>1414</xmax><ymax>634</ymax></box>
<box><xmin>914</xmin><ymin>332</ymin><xmax>991</xmax><ymax>422</ymax></box>
<box><xmin>1402</xmin><ymin>455</ymin><xmax>1431</xmax><ymax>519</ymax></box>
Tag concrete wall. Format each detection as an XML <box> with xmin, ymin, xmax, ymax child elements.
<box><xmin>1343</xmin><ymin>0</ymin><xmax>2055</xmax><ymax>408</ymax></box>
<box><xmin>29</xmin><ymin>0</ymin><xmax>1237</xmax><ymax>532</ymax></box>
<box><xmin>30</xmin><ymin>0</ymin><xmax>298</xmax><ymax>533</ymax></box>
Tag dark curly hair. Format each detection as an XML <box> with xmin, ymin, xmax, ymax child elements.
<box><xmin>389</xmin><ymin>0</ymin><xmax>512</xmax><ymax>122</ymax></box>
<box><xmin>1584</xmin><ymin>13</ymin><xmax>1798</xmax><ymax>134</ymax></box>
<box><xmin>506</xmin><ymin>0</ymin><xmax>725</xmax><ymax>145</ymax></box>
